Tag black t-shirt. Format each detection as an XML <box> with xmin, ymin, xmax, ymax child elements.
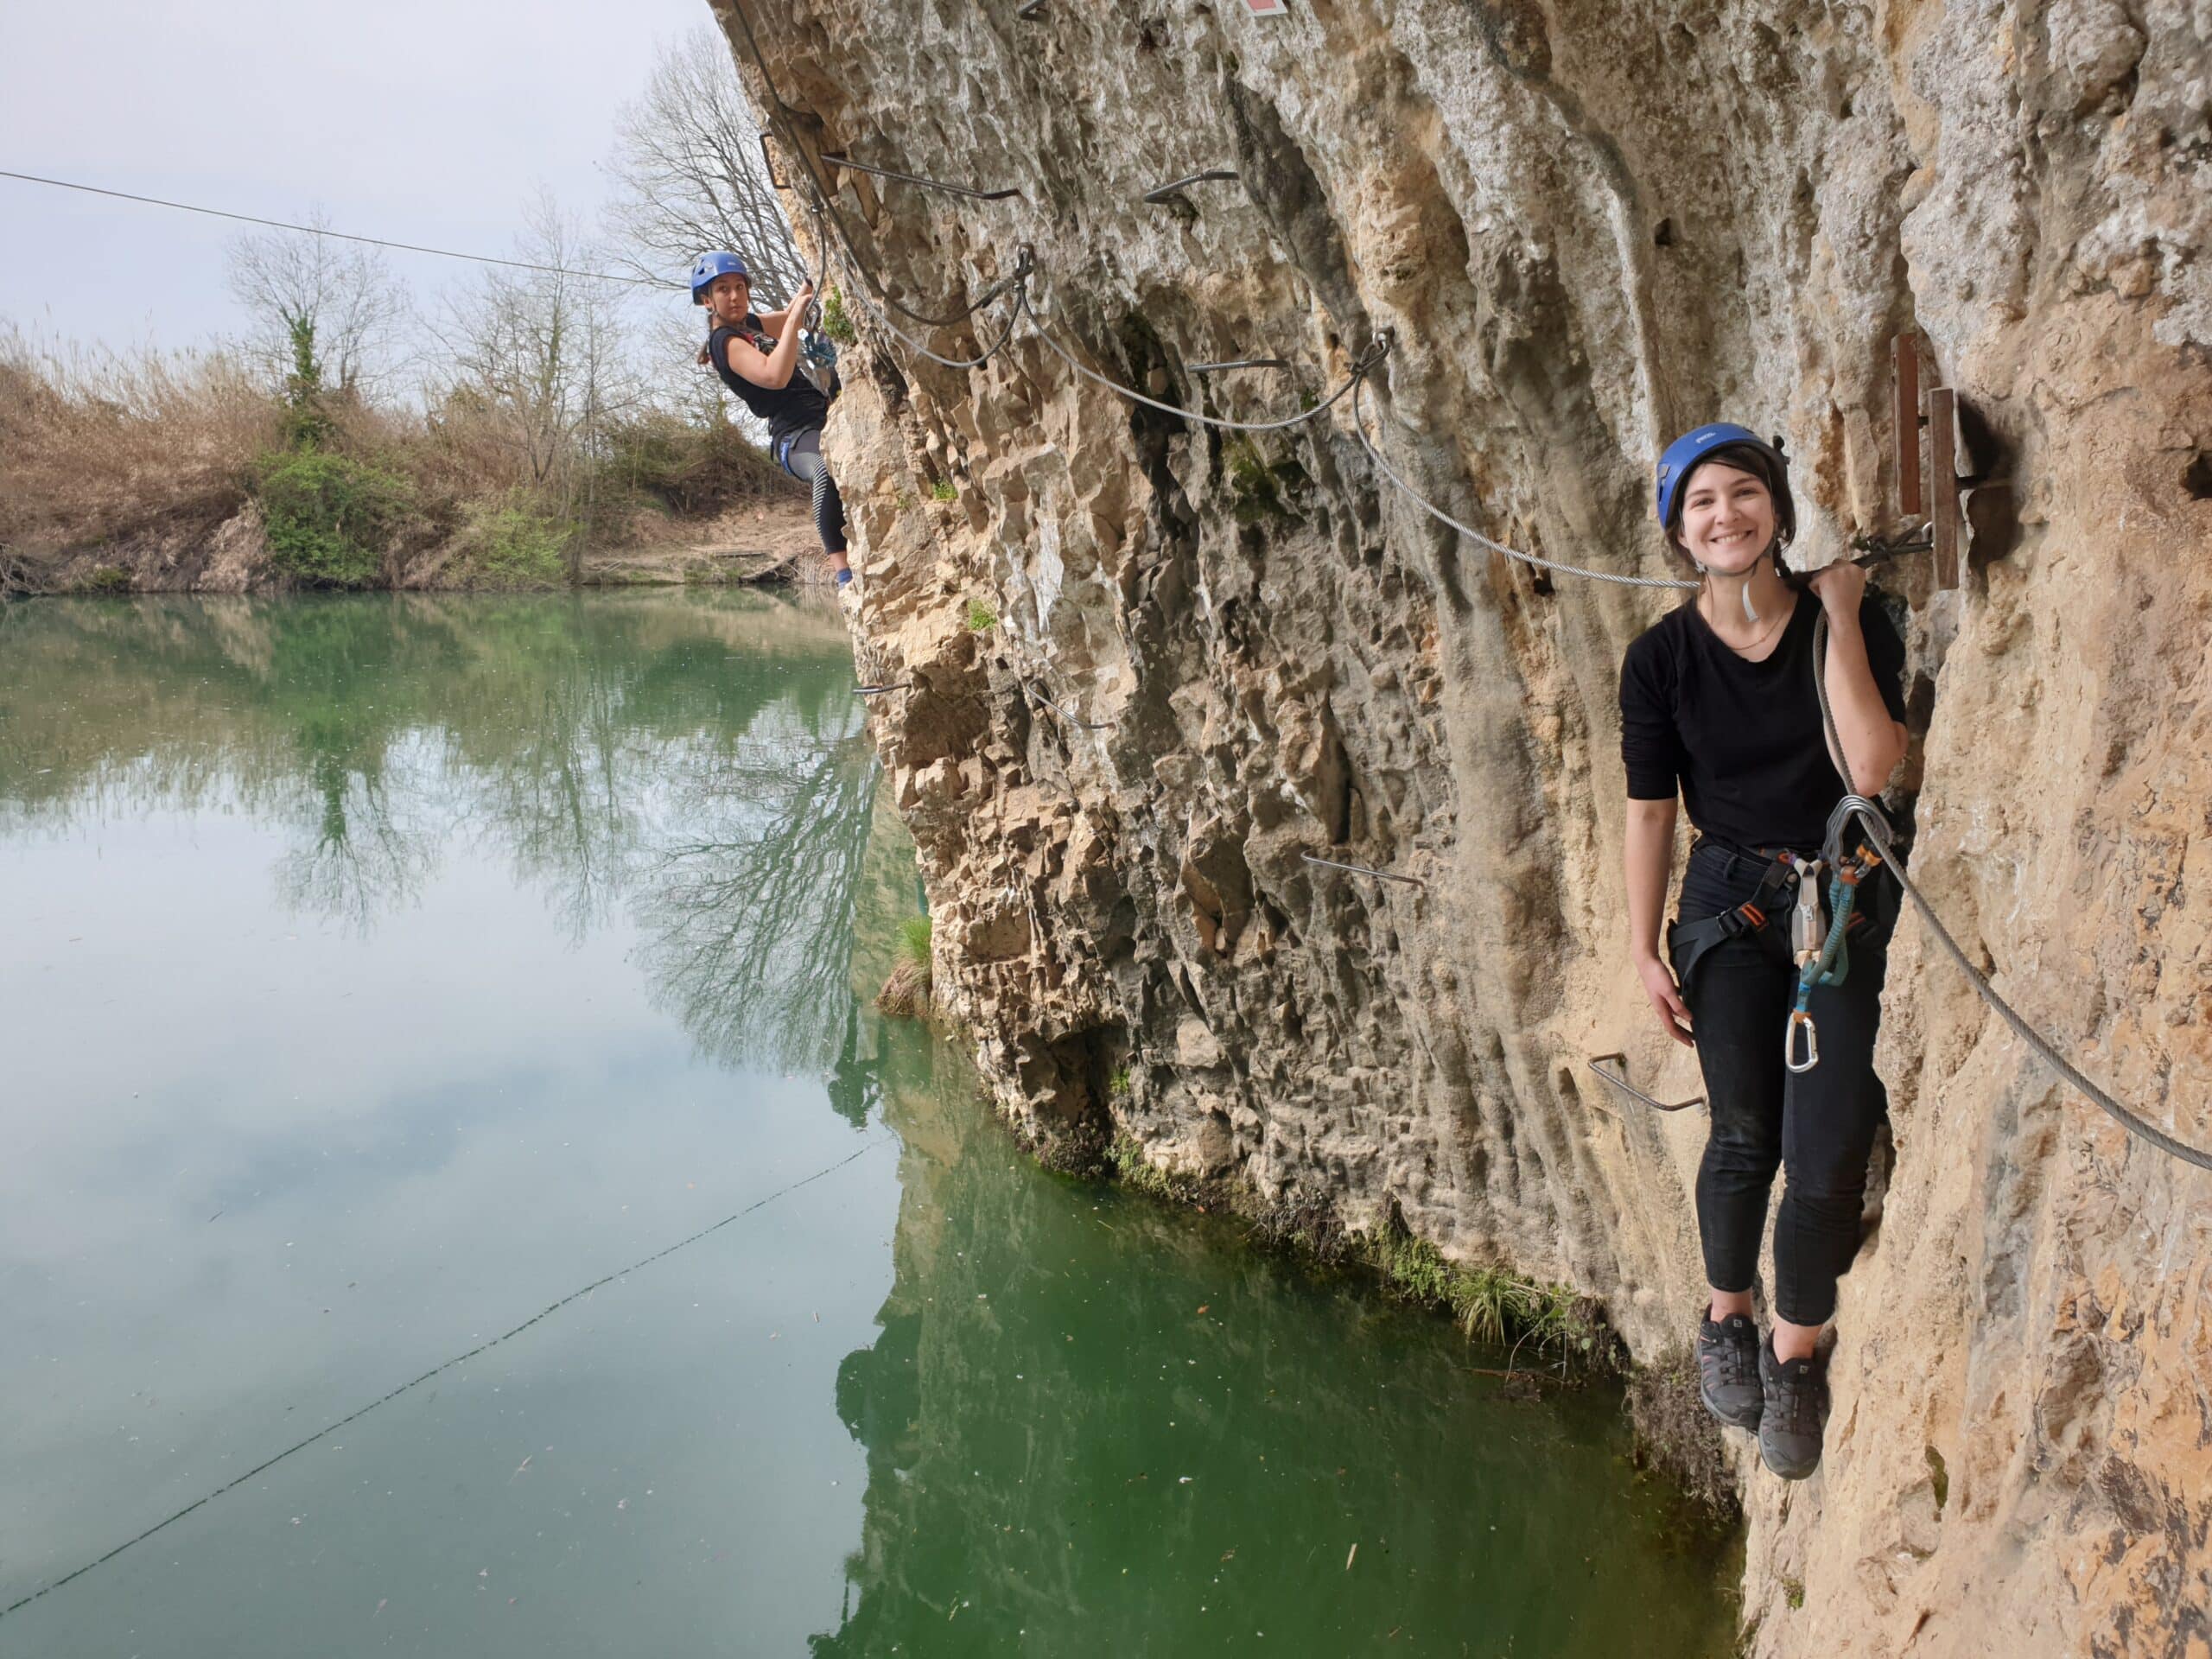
<box><xmin>1619</xmin><ymin>588</ymin><xmax>1908</xmax><ymax>851</ymax></box>
<box><xmin>707</xmin><ymin>318</ymin><xmax>830</xmax><ymax>443</ymax></box>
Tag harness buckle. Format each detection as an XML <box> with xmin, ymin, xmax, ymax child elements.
<box><xmin>1784</xmin><ymin>1010</ymin><xmax>1820</xmax><ymax>1073</ymax></box>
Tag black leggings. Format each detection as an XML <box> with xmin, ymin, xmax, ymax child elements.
<box><xmin>781</xmin><ymin>428</ymin><xmax>848</xmax><ymax>556</ymax></box>
<box><xmin>1668</xmin><ymin>838</ymin><xmax>1898</xmax><ymax>1327</ymax></box>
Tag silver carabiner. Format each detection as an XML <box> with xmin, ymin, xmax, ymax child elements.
<box><xmin>1785</xmin><ymin>1009</ymin><xmax>1820</xmax><ymax>1073</ymax></box>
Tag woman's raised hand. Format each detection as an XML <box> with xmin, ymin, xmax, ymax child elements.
<box><xmin>1807</xmin><ymin>560</ymin><xmax>1867</xmax><ymax>616</ymax></box>
<box><xmin>1637</xmin><ymin>954</ymin><xmax>1695</xmax><ymax>1046</ymax></box>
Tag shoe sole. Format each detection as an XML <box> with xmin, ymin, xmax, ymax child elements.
<box><xmin>1759</xmin><ymin>1442</ymin><xmax>1821</xmax><ymax>1480</ymax></box>
<box><xmin>1699</xmin><ymin>1374</ymin><xmax>1763</xmax><ymax>1433</ymax></box>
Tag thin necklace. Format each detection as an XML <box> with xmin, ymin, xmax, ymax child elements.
<box><xmin>1704</xmin><ymin>588</ymin><xmax>1789</xmax><ymax>658</ymax></box>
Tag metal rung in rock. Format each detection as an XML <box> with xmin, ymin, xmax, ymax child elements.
<box><xmin>1586</xmin><ymin>1052</ymin><xmax>1705</xmax><ymax>1114</ymax></box>
<box><xmin>1015</xmin><ymin>0</ymin><xmax>1047</xmax><ymax>16</ymax></box>
<box><xmin>1143</xmin><ymin>169</ymin><xmax>1238</xmax><ymax>204</ymax></box>
<box><xmin>822</xmin><ymin>153</ymin><xmax>1020</xmax><ymax>202</ymax></box>
<box><xmin>1189</xmin><ymin>357</ymin><xmax>1289</xmax><ymax>373</ymax></box>
<box><xmin>1301</xmin><ymin>853</ymin><xmax>1426</xmax><ymax>888</ymax></box>
<box><xmin>855</xmin><ymin>682</ymin><xmax>912</xmax><ymax>696</ymax></box>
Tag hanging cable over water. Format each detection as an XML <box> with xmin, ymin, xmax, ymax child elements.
<box><xmin>0</xmin><ymin>1133</ymin><xmax>898</xmax><ymax>1623</ymax></box>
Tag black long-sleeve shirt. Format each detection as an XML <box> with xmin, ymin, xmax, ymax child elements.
<box><xmin>1619</xmin><ymin>588</ymin><xmax>1908</xmax><ymax>851</ymax></box>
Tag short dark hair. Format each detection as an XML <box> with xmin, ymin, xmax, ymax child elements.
<box><xmin>1663</xmin><ymin>442</ymin><xmax>1799</xmax><ymax>582</ymax></box>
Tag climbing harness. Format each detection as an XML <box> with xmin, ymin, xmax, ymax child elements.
<box><xmin>1780</xmin><ymin>826</ymin><xmax>1885</xmax><ymax>1075</ymax></box>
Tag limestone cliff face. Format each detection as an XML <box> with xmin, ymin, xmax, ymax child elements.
<box><xmin>715</xmin><ymin>0</ymin><xmax>2212</xmax><ymax>1648</ymax></box>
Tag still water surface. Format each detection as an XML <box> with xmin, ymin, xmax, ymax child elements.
<box><xmin>0</xmin><ymin>594</ymin><xmax>1734</xmax><ymax>1656</ymax></box>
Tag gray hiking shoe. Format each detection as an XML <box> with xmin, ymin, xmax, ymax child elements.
<box><xmin>1758</xmin><ymin>1337</ymin><xmax>1827</xmax><ymax>1479</ymax></box>
<box><xmin>1696</xmin><ymin>1313</ymin><xmax>1763</xmax><ymax>1430</ymax></box>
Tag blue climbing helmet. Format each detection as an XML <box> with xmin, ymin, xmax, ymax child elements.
<box><xmin>1655</xmin><ymin>423</ymin><xmax>1788</xmax><ymax>528</ymax></box>
<box><xmin>690</xmin><ymin>250</ymin><xmax>749</xmax><ymax>305</ymax></box>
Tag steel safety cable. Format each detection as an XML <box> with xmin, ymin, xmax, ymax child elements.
<box><xmin>837</xmin><ymin>259</ymin><xmax>1024</xmax><ymax>371</ymax></box>
<box><xmin>1810</xmin><ymin>613</ymin><xmax>2212</xmax><ymax>1172</ymax></box>
<box><xmin>807</xmin><ymin>199</ymin><xmax>1027</xmax><ymax>372</ymax></box>
<box><xmin>0</xmin><ymin>168</ymin><xmax>664</xmax><ymax>286</ymax></box>
<box><xmin>724</xmin><ymin>0</ymin><xmax>1017</xmax><ymax>333</ymax></box>
<box><xmin>1016</xmin><ymin>284</ymin><xmax>1384</xmax><ymax>434</ymax></box>
<box><xmin>1350</xmin><ymin>373</ymin><xmax>1701</xmax><ymax>593</ymax></box>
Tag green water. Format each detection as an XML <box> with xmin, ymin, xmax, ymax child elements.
<box><xmin>0</xmin><ymin>594</ymin><xmax>1736</xmax><ymax>1656</ymax></box>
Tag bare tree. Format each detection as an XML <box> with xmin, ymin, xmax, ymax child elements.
<box><xmin>605</xmin><ymin>25</ymin><xmax>807</xmax><ymax>308</ymax></box>
<box><xmin>431</xmin><ymin>193</ymin><xmax>644</xmax><ymax>550</ymax></box>
<box><xmin>225</xmin><ymin>210</ymin><xmax>410</xmax><ymax>397</ymax></box>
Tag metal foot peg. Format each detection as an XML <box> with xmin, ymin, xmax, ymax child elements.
<box><xmin>1586</xmin><ymin>1052</ymin><xmax>1706</xmax><ymax>1114</ymax></box>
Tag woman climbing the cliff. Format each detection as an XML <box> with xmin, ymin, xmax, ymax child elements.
<box><xmin>1618</xmin><ymin>425</ymin><xmax>1910</xmax><ymax>1480</ymax></box>
<box><xmin>691</xmin><ymin>250</ymin><xmax>851</xmax><ymax>586</ymax></box>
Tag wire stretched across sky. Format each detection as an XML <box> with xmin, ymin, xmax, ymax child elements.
<box><xmin>0</xmin><ymin>168</ymin><xmax>672</xmax><ymax>288</ymax></box>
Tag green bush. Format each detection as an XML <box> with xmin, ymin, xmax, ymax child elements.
<box><xmin>930</xmin><ymin>477</ymin><xmax>957</xmax><ymax>502</ymax></box>
<box><xmin>73</xmin><ymin>564</ymin><xmax>135</xmax><ymax>595</ymax></box>
<box><xmin>254</xmin><ymin>452</ymin><xmax>410</xmax><ymax>587</ymax></box>
<box><xmin>819</xmin><ymin>286</ymin><xmax>856</xmax><ymax>346</ymax></box>
<box><xmin>965</xmin><ymin>597</ymin><xmax>998</xmax><ymax>633</ymax></box>
<box><xmin>1223</xmin><ymin>435</ymin><xmax>1305</xmax><ymax>527</ymax></box>
<box><xmin>455</xmin><ymin>499</ymin><xmax>571</xmax><ymax>589</ymax></box>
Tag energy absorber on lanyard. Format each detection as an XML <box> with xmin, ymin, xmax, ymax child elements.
<box><xmin>1783</xmin><ymin>847</ymin><xmax>1879</xmax><ymax>1073</ymax></box>
<box><xmin>1784</xmin><ymin>857</ymin><xmax>1827</xmax><ymax>1072</ymax></box>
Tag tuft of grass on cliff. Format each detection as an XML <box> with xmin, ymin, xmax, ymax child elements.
<box><xmin>1366</xmin><ymin>1231</ymin><xmax>1597</xmax><ymax>1358</ymax></box>
<box><xmin>1107</xmin><ymin>1132</ymin><xmax>1205</xmax><ymax>1205</ymax></box>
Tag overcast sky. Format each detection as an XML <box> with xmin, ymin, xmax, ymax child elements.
<box><xmin>0</xmin><ymin>0</ymin><xmax>712</xmax><ymax>356</ymax></box>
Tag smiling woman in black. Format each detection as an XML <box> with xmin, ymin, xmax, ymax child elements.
<box><xmin>1618</xmin><ymin>425</ymin><xmax>1909</xmax><ymax>1482</ymax></box>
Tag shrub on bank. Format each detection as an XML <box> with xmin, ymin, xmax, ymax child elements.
<box><xmin>254</xmin><ymin>451</ymin><xmax>413</xmax><ymax>588</ymax></box>
<box><xmin>449</xmin><ymin>498</ymin><xmax>573</xmax><ymax>589</ymax></box>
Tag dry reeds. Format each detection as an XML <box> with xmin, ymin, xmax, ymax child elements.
<box><xmin>0</xmin><ymin>327</ymin><xmax>276</xmax><ymax>549</ymax></box>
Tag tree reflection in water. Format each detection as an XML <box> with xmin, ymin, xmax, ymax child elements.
<box><xmin>0</xmin><ymin>592</ymin><xmax>884</xmax><ymax>1076</ymax></box>
<box><xmin>632</xmin><ymin>718</ymin><xmax>880</xmax><ymax>1072</ymax></box>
